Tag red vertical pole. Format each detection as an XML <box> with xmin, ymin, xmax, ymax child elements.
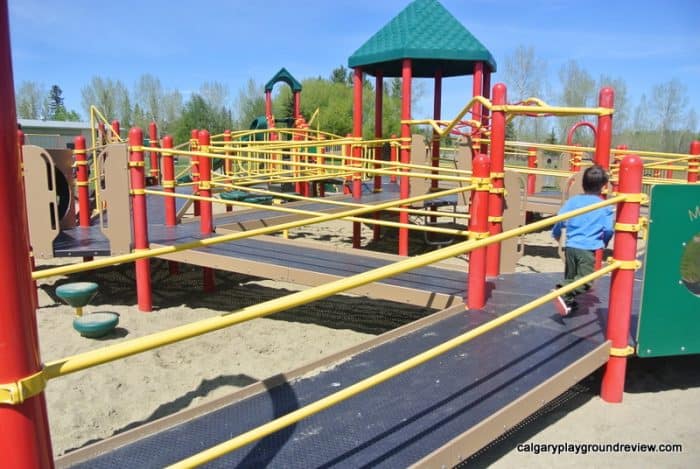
<box><xmin>162</xmin><ymin>136</ymin><xmax>177</xmax><ymax>227</ymax></box>
<box><xmin>432</xmin><ymin>69</ymin><xmax>442</xmax><ymax>192</ymax></box>
<box><xmin>98</xmin><ymin>122</ymin><xmax>106</xmax><ymax>145</ymax></box>
<box><xmin>148</xmin><ymin>121</ymin><xmax>160</xmax><ymax>185</ymax></box>
<box><xmin>468</xmin><ymin>154</ymin><xmax>490</xmax><ymax>309</ymax></box>
<box><xmin>600</xmin><ymin>154</ymin><xmax>642</xmax><ymax>403</ymax></box>
<box><xmin>572</xmin><ymin>144</ymin><xmax>582</xmax><ymax>173</ymax></box>
<box><xmin>480</xmin><ymin>69</ymin><xmax>491</xmax><ymax>155</ymax></box>
<box><xmin>74</xmin><ymin>136</ymin><xmax>91</xmax><ymax>227</ymax></box>
<box><xmin>352</xmin><ymin>67</ymin><xmax>363</xmax><ymax>249</ymax></box>
<box><xmin>190</xmin><ymin>129</ymin><xmax>200</xmax><ymax>217</ymax></box>
<box><xmin>595</xmin><ymin>87</ymin><xmax>614</xmax><ymax>170</ymax></box>
<box><xmin>471</xmin><ymin>62</ymin><xmax>484</xmax><ymax>125</ymax></box>
<box><xmin>527</xmin><ymin>147</ymin><xmax>537</xmax><ymax>195</ymax></box>
<box><xmin>129</xmin><ymin>128</ymin><xmax>153</xmax><ymax>312</ymax></box>
<box><xmin>390</xmin><ymin>133</ymin><xmax>397</xmax><ymax>183</ymax></box>
<box><xmin>688</xmin><ymin>140</ymin><xmax>699</xmax><ymax>183</ymax></box>
<box><xmin>111</xmin><ymin>120</ymin><xmax>121</xmax><ymax>142</ymax></box>
<box><xmin>161</xmin><ymin>136</ymin><xmax>179</xmax><ymax>275</ymax></box>
<box><xmin>0</xmin><ymin>2</ymin><xmax>54</xmax><ymax>461</ymax></box>
<box><xmin>399</xmin><ymin>59</ymin><xmax>412</xmax><ymax>257</ymax></box>
<box><xmin>265</xmin><ymin>90</ymin><xmax>272</xmax><ymax>120</ymax></box>
<box><xmin>293</xmin><ymin>91</ymin><xmax>301</xmax><ymax>119</ymax></box>
<box><xmin>486</xmin><ymin>83</ymin><xmax>506</xmax><ymax>276</ymax></box>
<box><xmin>198</xmin><ymin>130</ymin><xmax>215</xmax><ymax>292</ymax></box>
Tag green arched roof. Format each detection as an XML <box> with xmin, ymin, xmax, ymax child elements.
<box><xmin>348</xmin><ymin>0</ymin><xmax>496</xmax><ymax>78</ymax></box>
<box><xmin>264</xmin><ymin>68</ymin><xmax>302</xmax><ymax>92</ymax></box>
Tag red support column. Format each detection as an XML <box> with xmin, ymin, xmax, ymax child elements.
<box><xmin>399</xmin><ymin>59</ymin><xmax>412</xmax><ymax>256</ymax></box>
<box><xmin>74</xmin><ymin>136</ymin><xmax>91</xmax><ymax>227</ymax></box>
<box><xmin>595</xmin><ymin>88</ymin><xmax>615</xmax><ymax>170</ymax></box>
<box><xmin>471</xmin><ymin>62</ymin><xmax>484</xmax><ymax>125</ymax></box>
<box><xmin>0</xmin><ymin>2</ymin><xmax>54</xmax><ymax>461</ymax></box>
<box><xmin>293</xmin><ymin>91</ymin><xmax>301</xmax><ymax>119</ymax></box>
<box><xmin>111</xmin><ymin>120</ymin><xmax>121</xmax><ymax>142</ymax></box>
<box><xmin>390</xmin><ymin>133</ymin><xmax>397</xmax><ymax>183</ymax></box>
<box><xmin>352</xmin><ymin>67</ymin><xmax>364</xmax><ymax>249</ymax></box>
<box><xmin>688</xmin><ymin>140</ymin><xmax>699</xmax><ymax>183</ymax></box>
<box><xmin>198</xmin><ymin>130</ymin><xmax>215</xmax><ymax>293</ymax></box>
<box><xmin>600</xmin><ymin>154</ymin><xmax>643</xmax><ymax>403</ymax></box>
<box><xmin>162</xmin><ymin>136</ymin><xmax>177</xmax><ymax>227</ymax></box>
<box><xmin>148</xmin><ymin>121</ymin><xmax>160</xmax><ymax>185</ymax></box>
<box><xmin>468</xmin><ymin>153</ymin><xmax>490</xmax><ymax>309</ymax></box>
<box><xmin>486</xmin><ymin>83</ymin><xmax>506</xmax><ymax>276</ymax></box>
<box><xmin>265</xmin><ymin>90</ymin><xmax>272</xmax><ymax>120</ymax></box>
<box><xmin>162</xmin><ymin>136</ymin><xmax>179</xmax><ymax>275</ymax></box>
<box><xmin>481</xmin><ymin>69</ymin><xmax>491</xmax><ymax>155</ymax></box>
<box><xmin>190</xmin><ymin>129</ymin><xmax>200</xmax><ymax>217</ymax></box>
<box><xmin>527</xmin><ymin>147</ymin><xmax>537</xmax><ymax>195</ymax></box>
<box><xmin>128</xmin><ymin>128</ymin><xmax>153</xmax><ymax>312</ymax></box>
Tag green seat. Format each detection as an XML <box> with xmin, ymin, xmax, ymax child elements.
<box><xmin>55</xmin><ymin>282</ymin><xmax>98</xmax><ymax>308</ymax></box>
<box><xmin>243</xmin><ymin>196</ymin><xmax>273</xmax><ymax>205</ymax></box>
<box><xmin>73</xmin><ymin>311</ymin><xmax>120</xmax><ymax>338</ymax></box>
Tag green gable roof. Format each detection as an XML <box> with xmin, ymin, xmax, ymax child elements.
<box><xmin>264</xmin><ymin>68</ymin><xmax>302</xmax><ymax>92</ymax></box>
<box><xmin>348</xmin><ymin>0</ymin><xmax>496</xmax><ymax>78</ymax></box>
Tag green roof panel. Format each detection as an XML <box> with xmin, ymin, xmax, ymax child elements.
<box><xmin>348</xmin><ymin>0</ymin><xmax>496</xmax><ymax>77</ymax></box>
<box><xmin>264</xmin><ymin>68</ymin><xmax>303</xmax><ymax>92</ymax></box>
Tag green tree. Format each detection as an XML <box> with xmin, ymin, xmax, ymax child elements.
<box><xmin>46</xmin><ymin>85</ymin><xmax>81</xmax><ymax>121</ymax></box>
<box><xmin>330</xmin><ymin>65</ymin><xmax>349</xmax><ymax>84</ymax></box>
<box><xmin>234</xmin><ymin>78</ymin><xmax>265</xmax><ymax>129</ymax></box>
<box><xmin>172</xmin><ymin>94</ymin><xmax>232</xmax><ymax>144</ymax></box>
<box><xmin>16</xmin><ymin>80</ymin><xmax>47</xmax><ymax>119</ymax></box>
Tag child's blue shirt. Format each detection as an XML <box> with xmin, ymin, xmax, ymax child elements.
<box><xmin>552</xmin><ymin>194</ymin><xmax>614</xmax><ymax>250</ymax></box>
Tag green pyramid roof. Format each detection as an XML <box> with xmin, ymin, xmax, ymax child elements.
<box><xmin>264</xmin><ymin>68</ymin><xmax>302</xmax><ymax>92</ymax></box>
<box><xmin>348</xmin><ymin>0</ymin><xmax>496</xmax><ymax>78</ymax></box>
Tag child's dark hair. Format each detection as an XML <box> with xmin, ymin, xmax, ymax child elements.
<box><xmin>582</xmin><ymin>164</ymin><xmax>608</xmax><ymax>193</ymax></box>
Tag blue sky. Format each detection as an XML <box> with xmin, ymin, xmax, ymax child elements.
<box><xmin>8</xmin><ymin>0</ymin><xmax>700</xmax><ymax>129</ymax></box>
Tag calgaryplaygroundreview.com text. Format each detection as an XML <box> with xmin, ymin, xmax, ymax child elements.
<box><xmin>516</xmin><ymin>441</ymin><xmax>683</xmax><ymax>455</ymax></box>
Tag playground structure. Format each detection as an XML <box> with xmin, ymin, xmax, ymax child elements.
<box><xmin>2</xmin><ymin>0</ymin><xmax>700</xmax><ymax>467</ymax></box>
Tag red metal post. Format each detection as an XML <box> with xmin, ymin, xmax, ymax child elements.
<box><xmin>352</xmin><ymin>67</ymin><xmax>364</xmax><ymax>249</ymax></box>
<box><xmin>74</xmin><ymin>135</ymin><xmax>91</xmax><ymax>227</ymax></box>
<box><xmin>0</xmin><ymin>3</ymin><xmax>54</xmax><ymax>461</ymax></box>
<box><xmin>399</xmin><ymin>59</ymin><xmax>412</xmax><ymax>256</ymax></box>
<box><xmin>486</xmin><ymin>83</ymin><xmax>506</xmax><ymax>276</ymax></box>
<box><xmin>471</xmin><ymin>61</ymin><xmax>484</xmax><ymax>125</ymax></box>
<box><xmin>128</xmin><ymin>128</ymin><xmax>153</xmax><ymax>312</ymax></box>
<box><xmin>600</xmin><ymin>154</ymin><xmax>643</xmax><ymax>403</ymax></box>
<box><xmin>162</xmin><ymin>136</ymin><xmax>177</xmax><ymax>227</ymax></box>
<box><xmin>468</xmin><ymin>153</ymin><xmax>491</xmax><ymax>309</ymax></box>
<box><xmin>481</xmin><ymin>69</ymin><xmax>491</xmax><ymax>155</ymax></box>
<box><xmin>198</xmin><ymin>130</ymin><xmax>215</xmax><ymax>292</ymax></box>
<box><xmin>111</xmin><ymin>120</ymin><xmax>121</xmax><ymax>142</ymax></box>
<box><xmin>594</xmin><ymin>88</ymin><xmax>614</xmax><ymax>170</ymax></box>
<box><xmin>688</xmin><ymin>140</ymin><xmax>699</xmax><ymax>183</ymax></box>
<box><xmin>190</xmin><ymin>129</ymin><xmax>200</xmax><ymax>217</ymax></box>
<box><xmin>265</xmin><ymin>90</ymin><xmax>272</xmax><ymax>121</ymax></box>
<box><xmin>98</xmin><ymin>122</ymin><xmax>106</xmax><ymax>145</ymax></box>
<box><xmin>390</xmin><ymin>133</ymin><xmax>397</xmax><ymax>183</ymax></box>
<box><xmin>161</xmin><ymin>136</ymin><xmax>179</xmax><ymax>275</ymax></box>
<box><xmin>527</xmin><ymin>147</ymin><xmax>537</xmax><ymax>195</ymax></box>
<box><xmin>148</xmin><ymin>121</ymin><xmax>160</xmax><ymax>185</ymax></box>
<box><xmin>293</xmin><ymin>91</ymin><xmax>301</xmax><ymax>119</ymax></box>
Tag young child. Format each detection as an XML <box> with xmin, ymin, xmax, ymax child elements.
<box><xmin>552</xmin><ymin>165</ymin><xmax>614</xmax><ymax>316</ymax></box>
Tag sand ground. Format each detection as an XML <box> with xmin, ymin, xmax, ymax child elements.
<box><xmin>34</xmin><ymin>219</ymin><xmax>699</xmax><ymax>467</ymax></box>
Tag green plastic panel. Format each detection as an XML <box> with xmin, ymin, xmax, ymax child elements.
<box><xmin>637</xmin><ymin>184</ymin><xmax>700</xmax><ymax>357</ymax></box>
